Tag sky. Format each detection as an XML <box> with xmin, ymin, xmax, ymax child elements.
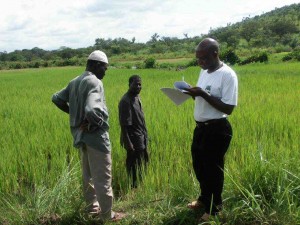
<box><xmin>1</xmin><ymin>0</ymin><xmax>299</xmax><ymax>53</ymax></box>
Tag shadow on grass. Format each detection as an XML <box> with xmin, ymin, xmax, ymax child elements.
<box><xmin>37</xmin><ymin>212</ymin><xmax>103</xmax><ymax>225</ymax></box>
<box><xmin>35</xmin><ymin>209</ymin><xmax>204</xmax><ymax>225</ymax></box>
<box><xmin>162</xmin><ymin>209</ymin><xmax>201</xmax><ymax>225</ymax></box>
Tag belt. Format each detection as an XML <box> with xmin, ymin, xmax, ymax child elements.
<box><xmin>196</xmin><ymin>118</ymin><xmax>226</xmax><ymax>127</ymax></box>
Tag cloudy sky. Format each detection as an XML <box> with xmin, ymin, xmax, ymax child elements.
<box><xmin>1</xmin><ymin>0</ymin><xmax>299</xmax><ymax>53</ymax></box>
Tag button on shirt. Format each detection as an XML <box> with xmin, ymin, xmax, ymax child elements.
<box><xmin>194</xmin><ymin>63</ymin><xmax>238</xmax><ymax>122</ymax></box>
<box><xmin>52</xmin><ymin>71</ymin><xmax>110</xmax><ymax>152</ymax></box>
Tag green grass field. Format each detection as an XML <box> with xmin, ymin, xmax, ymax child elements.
<box><xmin>0</xmin><ymin>62</ymin><xmax>299</xmax><ymax>224</ymax></box>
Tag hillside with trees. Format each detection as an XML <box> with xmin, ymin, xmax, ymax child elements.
<box><xmin>0</xmin><ymin>3</ymin><xmax>299</xmax><ymax>70</ymax></box>
<box><xmin>209</xmin><ymin>3</ymin><xmax>300</xmax><ymax>51</ymax></box>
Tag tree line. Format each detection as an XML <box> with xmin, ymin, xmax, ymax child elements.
<box><xmin>1</xmin><ymin>3</ymin><xmax>299</xmax><ymax>70</ymax></box>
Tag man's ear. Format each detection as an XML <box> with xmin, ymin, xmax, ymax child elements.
<box><xmin>213</xmin><ymin>51</ymin><xmax>218</xmax><ymax>58</ymax></box>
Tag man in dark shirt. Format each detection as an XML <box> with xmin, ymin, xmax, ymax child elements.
<box><xmin>118</xmin><ymin>75</ymin><xmax>148</xmax><ymax>188</ymax></box>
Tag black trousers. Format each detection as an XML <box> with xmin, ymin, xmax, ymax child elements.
<box><xmin>126</xmin><ymin>149</ymin><xmax>149</xmax><ymax>188</ymax></box>
<box><xmin>191</xmin><ymin>118</ymin><xmax>232</xmax><ymax>214</ymax></box>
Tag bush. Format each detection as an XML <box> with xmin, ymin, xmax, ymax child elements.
<box><xmin>257</xmin><ymin>52</ymin><xmax>268</xmax><ymax>62</ymax></box>
<box><xmin>274</xmin><ymin>44</ymin><xmax>292</xmax><ymax>53</ymax></box>
<box><xmin>282</xmin><ymin>50</ymin><xmax>300</xmax><ymax>61</ymax></box>
<box><xmin>239</xmin><ymin>52</ymin><xmax>268</xmax><ymax>65</ymax></box>
<box><xmin>135</xmin><ymin>62</ymin><xmax>144</xmax><ymax>69</ymax></box>
<box><xmin>10</xmin><ymin>62</ymin><xmax>24</xmax><ymax>69</ymax></box>
<box><xmin>33</xmin><ymin>62</ymin><xmax>40</xmax><ymax>68</ymax></box>
<box><xmin>155</xmin><ymin>62</ymin><xmax>169</xmax><ymax>69</ymax></box>
<box><xmin>220</xmin><ymin>48</ymin><xmax>240</xmax><ymax>65</ymax></box>
<box><xmin>186</xmin><ymin>58</ymin><xmax>198</xmax><ymax>67</ymax></box>
<box><xmin>144</xmin><ymin>58</ymin><xmax>156</xmax><ymax>68</ymax></box>
<box><xmin>43</xmin><ymin>61</ymin><xmax>49</xmax><ymax>67</ymax></box>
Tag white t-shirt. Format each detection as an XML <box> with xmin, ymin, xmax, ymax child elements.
<box><xmin>194</xmin><ymin>63</ymin><xmax>238</xmax><ymax>122</ymax></box>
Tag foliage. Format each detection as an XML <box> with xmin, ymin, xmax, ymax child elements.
<box><xmin>186</xmin><ymin>58</ymin><xmax>198</xmax><ymax>67</ymax></box>
<box><xmin>239</xmin><ymin>52</ymin><xmax>268</xmax><ymax>65</ymax></box>
<box><xmin>209</xmin><ymin>3</ymin><xmax>300</xmax><ymax>49</ymax></box>
<box><xmin>0</xmin><ymin>3</ymin><xmax>300</xmax><ymax>71</ymax></box>
<box><xmin>144</xmin><ymin>57</ymin><xmax>156</xmax><ymax>68</ymax></box>
<box><xmin>220</xmin><ymin>48</ymin><xmax>240</xmax><ymax>65</ymax></box>
<box><xmin>156</xmin><ymin>62</ymin><xmax>173</xmax><ymax>69</ymax></box>
<box><xmin>267</xmin><ymin>18</ymin><xmax>298</xmax><ymax>38</ymax></box>
<box><xmin>282</xmin><ymin>49</ymin><xmax>300</xmax><ymax>61</ymax></box>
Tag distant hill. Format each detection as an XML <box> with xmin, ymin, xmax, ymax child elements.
<box><xmin>208</xmin><ymin>3</ymin><xmax>300</xmax><ymax>51</ymax></box>
<box><xmin>1</xmin><ymin>3</ymin><xmax>299</xmax><ymax>70</ymax></box>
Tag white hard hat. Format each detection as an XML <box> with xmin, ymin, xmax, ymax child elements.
<box><xmin>88</xmin><ymin>50</ymin><xmax>108</xmax><ymax>64</ymax></box>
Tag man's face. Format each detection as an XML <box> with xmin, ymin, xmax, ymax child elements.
<box><xmin>129</xmin><ymin>78</ymin><xmax>142</xmax><ymax>95</ymax></box>
<box><xmin>195</xmin><ymin>49</ymin><xmax>216</xmax><ymax>70</ymax></box>
<box><xmin>94</xmin><ymin>62</ymin><xmax>108</xmax><ymax>79</ymax></box>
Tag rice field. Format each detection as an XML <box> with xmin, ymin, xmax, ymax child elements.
<box><xmin>0</xmin><ymin>62</ymin><xmax>299</xmax><ymax>224</ymax></box>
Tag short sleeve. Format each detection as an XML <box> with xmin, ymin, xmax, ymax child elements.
<box><xmin>221</xmin><ymin>71</ymin><xmax>238</xmax><ymax>106</ymax></box>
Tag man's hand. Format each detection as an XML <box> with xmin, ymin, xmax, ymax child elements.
<box><xmin>183</xmin><ymin>87</ymin><xmax>207</xmax><ymax>97</ymax></box>
<box><xmin>126</xmin><ymin>143</ymin><xmax>135</xmax><ymax>152</ymax></box>
<box><xmin>80</xmin><ymin>119</ymin><xmax>89</xmax><ymax>131</ymax></box>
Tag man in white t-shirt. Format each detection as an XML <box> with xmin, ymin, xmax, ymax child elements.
<box><xmin>185</xmin><ymin>38</ymin><xmax>238</xmax><ymax>222</ymax></box>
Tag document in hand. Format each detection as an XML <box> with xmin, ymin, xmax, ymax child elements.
<box><xmin>160</xmin><ymin>81</ymin><xmax>192</xmax><ymax>105</ymax></box>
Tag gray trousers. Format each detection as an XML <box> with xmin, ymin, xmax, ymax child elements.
<box><xmin>80</xmin><ymin>144</ymin><xmax>113</xmax><ymax>220</ymax></box>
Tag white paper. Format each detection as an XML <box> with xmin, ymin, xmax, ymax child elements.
<box><xmin>174</xmin><ymin>81</ymin><xmax>191</xmax><ymax>91</ymax></box>
<box><xmin>160</xmin><ymin>87</ymin><xmax>191</xmax><ymax>105</ymax></box>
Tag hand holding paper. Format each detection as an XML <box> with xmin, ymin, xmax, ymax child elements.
<box><xmin>174</xmin><ymin>81</ymin><xmax>191</xmax><ymax>92</ymax></box>
<box><xmin>160</xmin><ymin>81</ymin><xmax>192</xmax><ymax>105</ymax></box>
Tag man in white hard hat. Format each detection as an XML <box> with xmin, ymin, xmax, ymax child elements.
<box><xmin>52</xmin><ymin>50</ymin><xmax>125</xmax><ymax>222</ymax></box>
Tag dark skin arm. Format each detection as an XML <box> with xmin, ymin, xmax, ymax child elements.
<box><xmin>185</xmin><ymin>87</ymin><xmax>235</xmax><ymax>115</ymax></box>
<box><xmin>121</xmin><ymin>125</ymin><xmax>135</xmax><ymax>152</ymax></box>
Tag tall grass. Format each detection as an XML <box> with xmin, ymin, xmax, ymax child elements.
<box><xmin>0</xmin><ymin>62</ymin><xmax>299</xmax><ymax>224</ymax></box>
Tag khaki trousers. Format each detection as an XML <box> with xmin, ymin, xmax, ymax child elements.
<box><xmin>80</xmin><ymin>144</ymin><xmax>113</xmax><ymax>220</ymax></box>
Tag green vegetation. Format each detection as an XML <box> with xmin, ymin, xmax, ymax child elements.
<box><xmin>0</xmin><ymin>61</ymin><xmax>299</xmax><ymax>224</ymax></box>
<box><xmin>0</xmin><ymin>3</ymin><xmax>299</xmax><ymax>224</ymax></box>
<box><xmin>1</xmin><ymin>3</ymin><xmax>300</xmax><ymax>70</ymax></box>
<box><xmin>282</xmin><ymin>49</ymin><xmax>300</xmax><ymax>61</ymax></box>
